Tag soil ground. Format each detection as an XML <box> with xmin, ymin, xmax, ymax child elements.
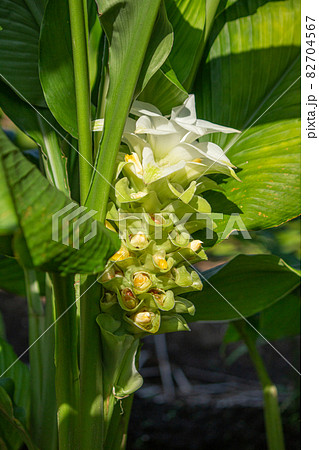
<box><xmin>0</xmin><ymin>291</ymin><xmax>300</xmax><ymax>450</ymax></box>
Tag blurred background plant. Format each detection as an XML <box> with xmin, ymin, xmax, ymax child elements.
<box><xmin>0</xmin><ymin>109</ymin><xmax>35</xmax><ymax>150</ymax></box>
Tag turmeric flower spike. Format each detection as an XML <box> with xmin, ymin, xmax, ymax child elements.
<box><xmin>99</xmin><ymin>95</ymin><xmax>240</xmax><ymax>334</ymax></box>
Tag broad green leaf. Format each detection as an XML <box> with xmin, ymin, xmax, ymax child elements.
<box><xmin>87</xmin><ymin>2</ymin><xmax>104</xmax><ymax>94</ymax></box>
<box><xmin>134</xmin><ymin>1</ymin><xmax>174</xmax><ymax>96</ymax></box>
<box><xmin>187</xmin><ymin>255</ymin><xmax>300</xmax><ymax>322</ymax></box>
<box><xmin>0</xmin><ymin>337</ymin><xmax>30</xmax><ymax>418</ymax></box>
<box><xmin>39</xmin><ymin>0</ymin><xmax>107</xmax><ymax>137</ymax></box>
<box><xmin>23</xmin><ymin>0</ymin><xmax>46</xmax><ymax>26</ymax></box>
<box><xmin>0</xmin><ymin>256</ymin><xmax>25</xmax><ymax>296</ymax></box>
<box><xmin>0</xmin><ymin>65</ymin><xmax>70</xmax><ymax>196</ymax></box>
<box><xmin>259</xmin><ymin>288</ymin><xmax>300</xmax><ymax>340</ymax></box>
<box><xmin>0</xmin><ymin>83</ymin><xmax>71</xmax><ymax>196</ymax></box>
<box><xmin>223</xmin><ymin>289</ymin><xmax>300</xmax><ymax>350</ymax></box>
<box><xmin>0</xmin><ymin>129</ymin><xmax>18</xmax><ymax>234</ymax></box>
<box><xmin>39</xmin><ymin>0</ymin><xmax>77</xmax><ymax>137</ymax></box>
<box><xmin>0</xmin><ymin>137</ymin><xmax>120</xmax><ymax>275</ymax></box>
<box><xmin>0</xmin><ymin>84</ymin><xmax>46</xmax><ymax>148</ymax></box>
<box><xmin>165</xmin><ymin>0</ymin><xmax>206</xmax><ymax>83</ymax></box>
<box><xmin>138</xmin><ymin>60</ymin><xmax>188</xmax><ymax>115</ymax></box>
<box><xmin>0</xmin><ymin>0</ymin><xmax>45</xmax><ymax>106</ymax></box>
<box><xmin>0</xmin><ymin>235</ymin><xmax>14</xmax><ymax>257</ymax></box>
<box><xmin>0</xmin><ymin>384</ymin><xmax>23</xmax><ymax>450</ymax></box>
<box><xmin>0</xmin><ymin>386</ymin><xmax>36</xmax><ymax>450</ymax></box>
<box><xmin>195</xmin><ymin>0</ymin><xmax>301</xmax><ymax>237</ymax></box>
<box><xmin>0</xmin><ymin>253</ymin><xmax>45</xmax><ymax>296</ymax></box>
<box><xmin>197</xmin><ymin>0</ymin><xmax>300</xmax><ymax>132</ymax></box>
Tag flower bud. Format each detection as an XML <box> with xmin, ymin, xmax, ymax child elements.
<box><xmin>130</xmin><ymin>233</ymin><xmax>148</xmax><ymax>248</ymax></box>
<box><xmin>150</xmin><ymin>214</ymin><xmax>163</xmax><ymax>225</ymax></box>
<box><xmin>149</xmin><ymin>289</ymin><xmax>165</xmax><ymax>306</ymax></box>
<box><xmin>133</xmin><ymin>272</ymin><xmax>152</xmax><ymax>292</ymax></box>
<box><xmin>110</xmin><ymin>246</ymin><xmax>130</xmax><ymax>261</ymax></box>
<box><xmin>131</xmin><ymin>310</ymin><xmax>155</xmax><ymax>327</ymax></box>
<box><xmin>153</xmin><ymin>254</ymin><xmax>168</xmax><ymax>270</ymax></box>
<box><xmin>121</xmin><ymin>288</ymin><xmax>138</xmax><ymax>309</ymax></box>
<box><xmin>148</xmin><ymin>289</ymin><xmax>175</xmax><ymax>311</ymax></box>
<box><xmin>169</xmin><ymin>231</ymin><xmax>190</xmax><ymax>248</ymax></box>
<box><xmin>100</xmin><ymin>291</ymin><xmax>117</xmax><ymax>312</ymax></box>
<box><xmin>114</xmin><ymin>268</ymin><xmax>124</xmax><ymax>277</ymax></box>
<box><xmin>188</xmin><ymin>240</ymin><xmax>203</xmax><ymax>252</ymax></box>
<box><xmin>104</xmin><ymin>291</ymin><xmax>117</xmax><ymax>303</ymax></box>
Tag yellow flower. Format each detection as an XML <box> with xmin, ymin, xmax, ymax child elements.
<box><xmin>133</xmin><ymin>272</ymin><xmax>152</xmax><ymax>292</ymax></box>
<box><xmin>153</xmin><ymin>253</ymin><xmax>168</xmax><ymax>270</ymax></box>
<box><xmin>110</xmin><ymin>246</ymin><xmax>130</xmax><ymax>261</ymax></box>
<box><xmin>130</xmin><ymin>233</ymin><xmax>148</xmax><ymax>248</ymax></box>
<box><xmin>132</xmin><ymin>310</ymin><xmax>154</xmax><ymax>327</ymax></box>
<box><xmin>125</xmin><ymin>152</ymin><xmax>143</xmax><ymax>176</ymax></box>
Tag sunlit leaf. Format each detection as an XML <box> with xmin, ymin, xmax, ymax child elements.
<box><xmin>135</xmin><ymin>1</ymin><xmax>174</xmax><ymax>96</ymax></box>
<box><xmin>165</xmin><ymin>0</ymin><xmax>206</xmax><ymax>83</ymax></box>
<box><xmin>137</xmin><ymin>60</ymin><xmax>188</xmax><ymax>114</ymax></box>
<box><xmin>187</xmin><ymin>255</ymin><xmax>300</xmax><ymax>322</ymax></box>
<box><xmin>0</xmin><ymin>137</ymin><xmax>120</xmax><ymax>275</ymax></box>
<box><xmin>195</xmin><ymin>0</ymin><xmax>301</xmax><ymax>237</ymax></box>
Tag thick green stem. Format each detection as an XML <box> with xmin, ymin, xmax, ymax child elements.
<box><xmin>51</xmin><ymin>273</ymin><xmax>79</xmax><ymax>450</ymax></box>
<box><xmin>79</xmin><ymin>277</ymin><xmax>104</xmax><ymax>449</ymax></box>
<box><xmin>24</xmin><ymin>268</ymin><xmax>44</xmax><ymax>444</ymax></box>
<box><xmin>27</xmin><ymin>274</ymin><xmax>58</xmax><ymax>450</ymax></box>
<box><xmin>38</xmin><ymin>275</ymin><xmax>58</xmax><ymax>450</ymax></box>
<box><xmin>94</xmin><ymin>40</ymin><xmax>109</xmax><ymax>158</ymax></box>
<box><xmin>105</xmin><ymin>395</ymin><xmax>134</xmax><ymax>450</ymax></box>
<box><xmin>67</xmin><ymin>4</ymin><xmax>104</xmax><ymax>442</ymax></box>
<box><xmin>86</xmin><ymin>1</ymin><xmax>162</xmax><ymax>221</ymax></box>
<box><xmin>68</xmin><ymin>0</ymin><xmax>92</xmax><ymax>203</ymax></box>
<box><xmin>104</xmin><ymin>391</ymin><xmax>116</xmax><ymax>441</ymax></box>
<box><xmin>233</xmin><ymin>321</ymin><xmax>285</xmax><ymax>450</ymax></box>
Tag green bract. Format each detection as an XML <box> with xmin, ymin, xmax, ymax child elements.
<box><xmin>98</xmin><ymin>95</ymin><xmax>239</xmax><ymax>334</ymax></box>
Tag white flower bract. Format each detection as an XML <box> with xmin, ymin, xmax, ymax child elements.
<box><xmin>122</xmin><ymin>94</ymin><xmax>240</xmax><ymax>186</ymax></box>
